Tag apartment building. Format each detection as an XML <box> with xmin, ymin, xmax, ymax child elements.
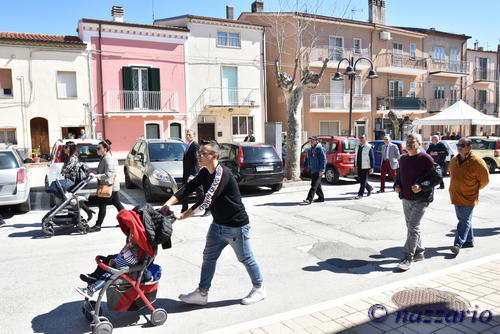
<box><xmin>155</xmin><ymin>8</ymin><xmax>266</xmax><ymax>143</ymax></box>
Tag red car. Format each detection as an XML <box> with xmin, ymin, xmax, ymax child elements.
<box><xmin>300</xmin><ymin>136</ymin><xmax>359</xmax><ymax>184</ymax></box>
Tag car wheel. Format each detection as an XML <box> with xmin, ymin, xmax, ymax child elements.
<box><xmin>124</xmin><ymin>167</ymin><xmax>135</xmax><ymax>189</ymax></box>
<box><xmin>484</xmin><ymin>159</ymin><xmax>496</xmax><ymax>174</ymax></box>
<box><xmin>270</xmin><ymin>183</ymin><xmax>283</xmax><ymax>192</ymax></box>
<box><xmin>325</xmin><ymin>166</ymin><xmax>339</xmax><ymax>184</ymax></box>
<box><xmin>143</xmin><ymin>179</ymin><xmax>154</xmax><ymax>202</ymax></box>
<box><xmin>18</xmin><ymin>196</ymin><xmax>31</xmax><ymax>213</ymax></box>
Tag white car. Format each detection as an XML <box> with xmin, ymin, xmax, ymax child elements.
<box><xmin>0</xmin><ymin>144</ymin><xmax>30</xmax><ymax>212</ymax></box>
<box><xmin>45</xmin><ymin>139</ymin><xmax>102</xmax><ymax>201</ymax></box>
<box><xmin>422</xmin><ymin>140</ymin><xmax>458</xmax><ymax>175</ymax></box>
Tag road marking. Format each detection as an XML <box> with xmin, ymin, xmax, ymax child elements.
<box><xmin>204</xmin><ymin>251</ymin><xmax>500</xmax><ymax>334</ymax></box>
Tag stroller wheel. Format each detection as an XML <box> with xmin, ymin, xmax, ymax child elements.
<box><xmin>77</xmin><ymin>220</ymin><xmax>90</xmax><ymax>235</ymax></box>
<box><xmin>41</xmin><ymin>222</ymin><xmax>54</xmax><ymax>237</ymax></box>
<box><xmin>92</xmin><ymin>320</ymin><xmax>113</xmax><ymax>334</ymax></box>
<box><xmin>150</xmin><ymin>308</ymin><xmax>168</xmax><ymax>326</ymax></box>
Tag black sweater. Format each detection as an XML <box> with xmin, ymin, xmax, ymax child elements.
<box><xmin>174</xmin><ymin>164</ymin><xmax>249</xmax><ymax>227</ymax></box>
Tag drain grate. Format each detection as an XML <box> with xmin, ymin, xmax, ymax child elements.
<box><xmin>392</xmin><ymin>288</ymin><xmax>470</xmax><ymax>314</ymax></box>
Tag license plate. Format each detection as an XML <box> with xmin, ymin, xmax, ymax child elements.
<box><xmin>256</xmin><ymin>165</ymin><xmax>274</xmax><ymax>172</ymax></box>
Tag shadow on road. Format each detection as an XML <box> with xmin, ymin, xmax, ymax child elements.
<box><xmin>445</xmin><ymin>227</ymin><xmax>500</xmax><ymax>238</ymax></box>
<box><xmin>154</xmin><ymin>297</ymin><xmax>242</xmax><ymax>314</ymax></box>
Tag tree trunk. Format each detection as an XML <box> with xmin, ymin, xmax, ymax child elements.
<box><xmin>284</xmin><ymin>88</ymin><xmax>304</xmax><ymax>180</ymax></box>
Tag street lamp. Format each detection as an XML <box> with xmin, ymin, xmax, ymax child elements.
<box><xmin>333</xmin><ymin>56</ymin><xmax>377</xmax><ymax>137</ymax></box>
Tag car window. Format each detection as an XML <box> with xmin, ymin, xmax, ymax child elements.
<box><xmin>0</xmin><ymin>151</ymin><xmax>19</xmax><ymax>169</ymax></box>
<box><xmin>148</xmin><ymin>142</ymin><xmax>186</xmax><ymax>161</ymax></box>
<box><xmin>342</xmin><ymin>140</ymin><xmax>359</xmax><ymax>153</ymax></box>
<box><xmin>77</xmin><ymin>144</ymin><xmax>100</xmax><ymax>162</ymax></box>
<box><xmin>229</xmin><ymin>147</ymin><xmax>237</xmax><ymax>160</ymax></box>
<box><xmin>219</xmin><ymin>144</ymin><xmax>231</xmax><ymax>160</ymax></box>
<box><xmin>329</xmin><ymin>142</ymin><xmax>338</xmax><ymax>153</ymax></box>
<box><xmin>242</xmin><ymin>146</ymin><xmax>281</xmax><ymax>163</ymax></box>
<box><xmin>137</xmin><ymin>142</ymin><xmax>146</xmax><ymax>156</ymax></box>
<box><xmin>131</xmin><ymin>141</ymin><xmax>141</xmax><ymax>155</ymax></box>
<box><xmin>471</xmin><ymin>139</ymin><xmax>495</xmax><ymax>150</ymax></box>
<box><xmin>319</xmin><ymin>140</ymin><xmax>331</xmax><ymax>153</ymax></box>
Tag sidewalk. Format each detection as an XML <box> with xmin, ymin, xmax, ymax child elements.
<box><xmin>211</xmin><ymin>254</ymin><xmax>500</xmax><ymax>334</ymax></box>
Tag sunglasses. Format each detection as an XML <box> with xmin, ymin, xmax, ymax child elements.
<box><xmin>196</xmin><ymin>151</ymin><xmax>214</xmax><ymax>157</ymax></box>
<box><xmin>457</xmin><ymin>144</ymin><xmax>470</xmax><ymax>148</ymax></box>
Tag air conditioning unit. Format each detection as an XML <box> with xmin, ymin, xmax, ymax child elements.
<box><xmin>380</xmin><ymin>31</ymin><xmax>391</xmax><ymax>41</ymax></box>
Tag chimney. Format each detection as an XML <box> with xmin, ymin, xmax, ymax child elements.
<box><xmin>474</xmin><ymin>41</ymin><xmax>479</xmax><ymax>50</ymax></box>
<box><xmin>226</xmin><ymin>5</ymin><xmax>234</xmax><ymax>20</ymax></box>
<box><xmin>478</xmin><ymin>46</ymin><xmax>484</xmax><ymax>51</ymax></box>
<box><xmin>251</xmin><ymin>0</ymin><xmax>264</xmax><ymax>13</ymax></box>
<box><xmin>368</xmin><ymin>0</ymin><xmax>385</xmax><ymax>25</ymax></box>
<box><xmin>111</xmin><ymin>5</ymin><xmax>124</xmax><ymax>22</ymax></box>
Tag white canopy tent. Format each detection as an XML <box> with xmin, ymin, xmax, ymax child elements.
<box><xmin>413</xmin><ymin>100</ymin><xmax>500</xmax><ymax>126</ymax></box>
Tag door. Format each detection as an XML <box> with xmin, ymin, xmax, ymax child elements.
<box><xmin>450</xmin><ymin>49</ymin><xmax>458</xmax><ymax>72</ymax></box>
<box><xmin>329</xmin><ymin>37</ymin><xmax>343</xmax><ymax>60</ymax></box>
<box><xmin>30</xmin><ymin>117</ymin><xmax>50</xmax><ymax>155</ymax></box>
<box><xmin>330</xmin><ymin>76</ymin><xmax>344</xmax><ymax>109</ymax></box>
<box><xmin>132</xmin><ymin>68</ymin><xmax>149</xmax><ymax>109</ymax></box>
<box><xmin>355</xmin><ymin>121</ymin><xmax>366</xmax><ymax>138</ymax></box>
<box><xmin>392</xmin><ymin>41</ymin><xmax>403</xmax><ymax>66</ymax></box>
<box><xmin>222</xmin><ymin>66</ymin><xmax>238</xmax><ymax>105</ymax></box>
<box><xmin>388</xmin><ymin>80</ymin><xmax>403</xmax><ymax>97</ymax></box>
<box><xmin>198</xmin><ymin>123</ymin><xmax>215</xmax><ymax>141</ymax></box>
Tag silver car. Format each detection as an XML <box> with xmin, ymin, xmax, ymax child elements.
<box><xmin>124</xmin><ymin>139</ymin><xmax>186</xmax><ymax>202</ymax></box>
<box><xmin>0</xmin><ymin>144</ymin><xmax>31</xmax><ymax>212</ymax></box>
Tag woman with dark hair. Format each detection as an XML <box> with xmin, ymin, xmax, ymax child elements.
<box><xmin>88</xmin><ymin>139</ymin><xmax>124</xmax><ymax>232</ymax></box>
<box><xmin>61</xmin><ymin>141</ymin><xmax>94</xmax><ymax>221</ymax></box>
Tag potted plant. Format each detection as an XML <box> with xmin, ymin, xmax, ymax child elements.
<box><xmin>31</xmin><ymin>147</ymin><xmax>41</xmax><ymax>163</ymax></box>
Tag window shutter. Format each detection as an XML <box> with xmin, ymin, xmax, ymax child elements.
<box><xmin>122</xmin><ymin>67</ymin><xmax>133</xmax><ymax>90</ymax></box>
<box><xmin>148</xmin><ymin>68</ymin><xmax>160</xmax><ymax>91</ymax></box>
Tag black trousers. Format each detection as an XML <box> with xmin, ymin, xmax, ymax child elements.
<box><xmin>438</xmin><ymin>163</ymin><xmax>445</xmax><ymax>187</ymax></box>
<box><xmin>95</xmin><ymin>191</ymin><xmax>125</xmax><ymax>226</ymax></box>
<box><xmin>306</xmin><ymin>172</ymin><xmax>324</xmax><ymax>201</ymax></box>
<box><xmin>357</xmin><ymin>168</ymin><xmax>373</xmax><ymax>196</ymax></box>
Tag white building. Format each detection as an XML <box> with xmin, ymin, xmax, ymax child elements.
<box><xmin>155</xmin><ymin>11</ymin><xmax>266</xmax><ymax>143</ymax></box>
<box><xmin>0</xmin><ymin>32</ymin><xmax>90</xmax><ymax>156</ymax></box>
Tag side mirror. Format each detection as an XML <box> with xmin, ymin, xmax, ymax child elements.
<box><xmin>134</xmin><ymin>153</ymin><xmax>144</xmax><ymax>162</ymax></box>
<box><xmin>24</xmin><ymin>158</ymin><xmax>35</xmax><ymax>164</ymax></box>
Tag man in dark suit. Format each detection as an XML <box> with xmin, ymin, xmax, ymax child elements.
<box><xmin>182</xmin><ymin>129</ymin><xmax>209</xmax><ymax>216</ymax></box>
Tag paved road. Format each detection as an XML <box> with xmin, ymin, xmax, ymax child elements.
<box><xmin>1</xmin><ymin>173</ymin><xmax>500</xmax><ymax>334</ymax></box>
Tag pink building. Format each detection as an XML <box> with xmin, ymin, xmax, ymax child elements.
<box><xmin>78</xmin><ymin>9</ymin><xmax>188</xmax><ymax>158</ymax></box>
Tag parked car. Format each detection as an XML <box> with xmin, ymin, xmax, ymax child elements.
<box><xmin>0</xmin><ymin>144</ymin><xmax>31</xmax><ymax>212</ymax></box>
<box><xmin>218</xmin><ymin>142</ymin><xmax>284</xmax><ymax>191</ymax></box>
<box><xmin>467</xmin><ymin>136</ymin><xmax>500</xmax><ymax>173</ymax></box>
<box><xmin>300</xmin><ymin>136</ymin><xmax>358</xmax><ymax>184</ymax></box>
<box><xmin>124</xmin><ymin>138</ymin><xmax>186</xmax><ymax>202</ymax></box>
<box><xmin>45</xmin><ymin>139</ymin><xmax>102</xmax><ymax>203</ymax></box>
<box><xmin>421</xmin><ymin>140</ymin><xmax>458</xmax><ymax>175</ymax></box>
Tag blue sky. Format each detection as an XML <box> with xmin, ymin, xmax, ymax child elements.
<box><xmin>1</xmin><ymin>0</ymin><xmax>498</xmax><ymax>51</ymax></box>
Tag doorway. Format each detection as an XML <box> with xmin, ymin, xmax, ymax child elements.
<box><xmin>222</xmin><ymin>66</ymin><xmax>238</xmax><ymax>105</ymax></box>
<box><xmin>30</xmin><ymin>117</ymin><xmax>50</xmax><ymax>155</ymax></box>
<box><xmin>197</xmin><ymin>123</ymin><xmax>215</xmax><ymax>141</ymax></box>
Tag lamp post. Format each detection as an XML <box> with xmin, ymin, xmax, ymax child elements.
<box><xmin>333</xmin><ymin>56</ymin><xmax>378</xmax><ymax>137</ymax></box>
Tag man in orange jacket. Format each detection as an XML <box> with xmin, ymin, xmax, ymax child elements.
<box><xmin>448</xmin><ymin>137</ymin><xmax>490</xmax><ymax>255</ymax></box>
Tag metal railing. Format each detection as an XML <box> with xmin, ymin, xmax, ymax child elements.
<box><xmin>377</xmin><ymin>96</ymin><xmax>427</xmax><ymax>111</ymax></box>
<box><xmin>428</xmin><ymin>59</ymin><xmax>469</xmax><ymax>73</ymax></box>
<box><xmin>475</xmin><ymin>102</ymin><xmax>496</xmax><ymax>115</ymax></box>
<box><xmin>473</xmin><ymin>69</ymin><xmax>496</xmax><ymax>81</ymax></box>
<box><xmin>310</xmin><ymin>93</ymin><xmax>371</xmax><ymax>111</ymax></box>
<box><xmin>309</xmin><ymin>46</ymin><xmax>370</xmax><ymax>63</ymax></box>
<box><xmin>190</xmin><ymin>87</ymin><xmax>260</xmax><ymax>113</ymax></box>
<box><xmin>375</xmin><ymin>53</ymin><xmax>427</xmax><ymax>70</ymax></box>
<box><xmin>107</xmin><ymin>90</ymin><xmax>178</xmax><ymax>113</ymax></box>
<box><xmin>429</xmin><ymin>98</ymin><xmax>457</xmax><ymax>111</ymax></box>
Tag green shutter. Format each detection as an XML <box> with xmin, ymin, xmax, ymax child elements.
<box><xmin>122</xmin><ymin>67</ymin><xmax>133</xmax><ymax>90</ymax></box>
<box><xmin>148</xmin><ymin>68</ymin><xmax>160</xmax><ymax>91</ymax></box>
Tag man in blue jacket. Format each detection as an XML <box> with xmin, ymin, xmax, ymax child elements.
<box><xmin>302</xmin><ymin>136</ymin><xmax>327</xmax><ymax>205</ymax></box>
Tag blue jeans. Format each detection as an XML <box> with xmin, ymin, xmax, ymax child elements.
<box><xmin>454</xmin><ymin>205</ymin><xmax>474</xmax><ymax>247</ymax></box>
<box><xmin>199</xmin><ymin>222</ymin><xmax>263</xmax><ymax>291</ymax></box>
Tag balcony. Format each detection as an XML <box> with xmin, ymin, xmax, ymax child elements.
<box><xmin>475</xmin><ymin>102</ymin><xmax>497</xmax><ymax>115</ymax></box>
<box><xmin>429</xmin><ymin>59</ymin><xmax>469</xmax><ymax>77</ymax></box>
<box><xmin>473</xmin><ymin>69</ymin><xmax>496</xmax><ymax>83</ymax></box>
<box><xmin>310</xmin><ymin>93</ymin><xmax>371</xmax><ymax>112</ymax></box>
<box><xmin>374</xmin><ymin>53</ymin><xmax>427</xmax><ymax>76</ymax></box>
<box><xmin>377</xmin><ymin>96</ymin><xmax>427</xmax><ymax>113</ymax></box>
<box><xmin>106</xmin><ymin>90</ymin><xmax>178</xmax><ymax>115</ymax></box>
<box><xmin>429</xmin><ymin>98</ymin><xmax>457</xmax><ymax>112</ymax></box>
<box><xmin>309</xmin><ymin>47</ymin><xmax>371</xmax><ymax>68</ymax></box>
<box><xmin>190</xmin><ymin>87</ymin><xmax>260</xmax><ymax>114</ymax></box>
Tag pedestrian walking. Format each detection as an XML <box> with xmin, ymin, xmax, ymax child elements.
<box><xmin>159</xmin><ymin>140</ymin><xmax>266</xmax><ymax>305</ymax></box>
<box><xmin>301</xmin><ymin>136</ymin><xmax>326</xmax><ymax>205</ymax></box>
<box><xmin>354</xmin><ymin>134</ymin><xmax>374</xmax><ymax>199</ymax></box>
<box><xmin>378</xmin><ymin>135</ymin><xmax>400</xmax><ymax>193</ymax></box>
<box><xmin>181</xmin><ymin>129</ymin><xmax>209</xmax><ymax>216</ymax></box>
<box><xmin>244</xmin><ymin>130</ymin><xmax>256</xmax><ymax>142</ymax></box>
<box><xmin>394</xmin><ymin>134</ymin><xmax>442</xmax><ymax>271</ymax></box>
<box><xmin>426</xmin><ymin>135</ymin><xmax>448</xmax><ymax>189</ymax></box>
<box><xmin>448</xmin><ymin>138</ymin><xmax>489</xmax><ymax>256</ymax></box>
<box><xmin>88</xmin><ymin>140</ymin><xmax>124</xmax><ymax>232</ymax></box>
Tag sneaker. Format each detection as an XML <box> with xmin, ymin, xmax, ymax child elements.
<box><xmin>89</xmin><ymin>225</ymin><xmax>101</xmax><ymax>232</ymax></box>
<box><xmin>313</xmin><ymin>198</ymin><xmax>325</xmax><ymax>203</ymax></box>
<box><xmin>301</xmin><ymin>199</ymin><xmax>312</xmax><ymax>205</ymax></box>
<box><xmin>377</xmin><ymin>190</ymin><xmax>385</xmax><ymax>193</ymax></box>
<box><xmin>80</xmin><ymin>273</ymin><xmax>98</xmax><ymax>283</ymax></box>
<box><xmin>179</xmin><ymin>288</ymin><xmax>208</xmax><ymax>305</ymax></box>
<box><xmin>76</xmin><ymin>287</ymin><xmax>94</xmax><ymax>299</ymax></box>
<box><xmin>397</xmin><ymin>259</ymin><xmax>412</xmax><ymax>271</ymax></box>
<box><xmin>367</xmin><ymin>189</ymin><xmax>372</xmax><ymax>197</ymax></box>
<box><xmin>413</xmin><ymin>252</ymin><xmax>425</xmax><ymax>262</ymax></box>
<box><xmin>450</xmin><ymin>245</ymin><xmax>460</xmax><ymax>255</ymax></box>
<box><xmin>439</xmin><ymin>185</ymin><xmax>445</xmax><ymax>189</ymax></box>
<box><xmin>241</xmin><ymin>286</ymin><xmax>267</xmax><ymax>305</ymax></box>
<box><xmin>354</xmin><ymin>195</ymin><xmax>362</xmax><ymax>200</ymax></box>
<box><xmin>462</xmin><ymin>242</ymin><xmax>474</xmax><ymax>248</ymax></box>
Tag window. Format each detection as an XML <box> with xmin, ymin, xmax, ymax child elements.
<box><xmin>169</xmin><ymin>123</ymin><xmax>181</xmax><ymax>139</ymax></box>
<box><xmin>122</xmin><ymin>66</ymin><xmax>160</xmax><ymax>110</ymax></box>
<box><xmin>329</xmin><ymin>36</ymin><xmax>344</xmax><ymax>60</ymax></box>
<box><xmin>145</xmin><ymin>123</ymin><xmax>161</xmax><ymax>139</ymax></box>
<box><xmin>434</xmin><ymin>47</ymin><xmax>446</xmax><ymax>62</ymax></box>
<box><xmin>409</xmin><ymin>82</ymin><xmax>416</xmax><ymax>97</ymax></box>
<box><xmin>0</xmin><ymin>128</ymin><xmax>17</xmax><ymax>144</ymax></box>
<box><xmin>392</xmin><ymin>41</ymin><xmax>403</xmax><ymax>66</ymax></box>
<box><xmin>409</xmin><ymin>43</ymin><xmax>417</xmax><ymax>60</ymax></box>
<box><xmin>0</xmin><ymin>69</ymin><xmax>13</xmax><ymax>97</ymax></box>
<box><xmin>353</xmin><ymin>38</ymin><xmax>362</xmax><ymax>54</ymax></box>
<box><xmin>476</xmin><ymin>57</ymin><xmax>489</xmax><ymax>79</ymax></box>
<box><xmin>450</xmin><ymin>87</ymin><xmax>458</xmax><ymax>103</ymax></box>
<box><xmin>476</xmin><ymin>90</ymin><xmax>487</xmax><ymax>109</ymax></box>
<box><xmin>56</xmin><ymin>71</ymin><xmax>77</xmax><ymax>98</ymax></box>
<box><xmin>433</xmin><ymin>86</ymin><xmax>445</xmax><ymax>99</ymax></box>
<box><xmin>450</xmin><ymin>49</ymin><xmax>458</xmax><ymax>71</ymax></box>
<box><xmin>388</xmin><ymin>80</ymin><xmax>403</xmax><ymax>97</ymax></box>
<box><xmin>217</xmin><ymin>31</ymin><xmax>241</xmax><ymax>47</ymax></box>
<box><xmin>319</xmin><ymin>121</ymin><xmax>339</xmax><ymax>136</ymax></box>
<box><xmin>355</xmin><ymin>121</ymin><xmax>366</xmax><ymax>138</ymax></box>
<box><xmin>232</xmin><ymin>116</ymin><xmax>253</xmax><ymax>135</ymax></box>
<box><xmin>354</xmin><ymin>76</ymin><xmax>362</xmax><ymax>96</ymax></box>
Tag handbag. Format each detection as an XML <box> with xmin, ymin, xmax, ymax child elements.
<box><xmin>96</xmin><ymin>176</ymin><xmax>115</xmax><ymax>198</ymax></box>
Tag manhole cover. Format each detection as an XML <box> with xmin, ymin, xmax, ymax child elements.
<box><xmin>392</xmin><ymin>288</ymin><xmax>469</xmax><ymax>314</ymax></box>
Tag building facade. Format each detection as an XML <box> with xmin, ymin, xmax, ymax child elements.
<box><xmin>0</xmin><ymin>32</ymin><xmax>89</xmax><ymax>156</ymax></box>
<box><xmin>155</xmin><ymin>13</ymin><xmax>266</xmax><ymax>143</ymax></box>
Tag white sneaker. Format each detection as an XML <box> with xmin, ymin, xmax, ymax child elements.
<box><xmin>241</xmin><ymin>286</ymin><xmax>267</xmax><ymax>305</ymax></box>
<box><xmin>179</xmin><ymin>288</ymin><xmax>208</xmax><ymax>305</ymax></box>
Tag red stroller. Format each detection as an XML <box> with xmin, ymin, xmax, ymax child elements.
<box><xmin>81</xmin><ymin>209</ymin><xmax>170</xmax><ymax>334</ymax></box>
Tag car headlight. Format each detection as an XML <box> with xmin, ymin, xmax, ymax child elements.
<box><xmin>152</xmin><ymin>170</ymin><xmax>170</xmax><ymax>182</ymax></box>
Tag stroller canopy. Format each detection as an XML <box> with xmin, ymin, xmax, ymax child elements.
<box><xmin>116</xmin><ymin>210</ymin><xmax>154</xmax><ymax>257</ymax></box>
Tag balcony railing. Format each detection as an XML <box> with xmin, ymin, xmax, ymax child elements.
<box><xmin>377</xmin><ymin>96</ymin><xmax>427</xmax><ymax>111</ymax></box>
<box><xmin>473</xmin><ymin>69</ymin><xmax>496</xmax><ymax>82</ymax></box>
<box><xmin>190</xmin><ymin>87</ymin><xmax>260</xmax><ymax>113</ymax></box>
<box><xmin>375</xmin><ymin>53</ymin><xmax>427</xmax><ymax>70</ymax></box>
<box><xmin>310</xmin><ymin>93</ymin><xmax>371</xmax><ymax>111</ymax></box>
<box><xmin>107</xmin><ymin>90</ymin><xmax>178</xmax><ymax>113</ymax></box>
<box><xmin>429</xmin><ymin>98</ymin><xmax>457</xmax><ymax>112</ymax></box>
<box><xmin>475</xmin><ymin>102</ymin><xmax>496</xmax><ymax>115</ymax></box>
<box><xmin>309</xmin><ymin>46</ymin><xmax>370</xmax><ymax>63</ymax></box>
<box><xmin>428</xmin><ymin>59</ymin><xmax>469</xmax><ymax>74</ymax></box>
